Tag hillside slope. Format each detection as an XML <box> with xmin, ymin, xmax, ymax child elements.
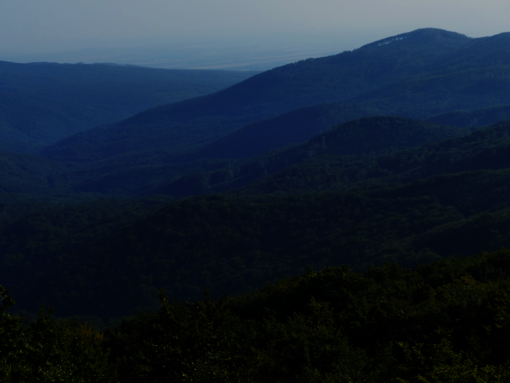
<box><xmin>186</xmin><ymin>103</ymin><xmax>391</xmax><ymax>160</ymax></box>
<box><xmin>8</xmin><ymin>121</ymin><xmax>510</xmax><ymax>319</ymax></box>
<box><xmin>236</xmin><ymin>119</ymin><xmax>510</xmax><ymax>195</ymax></box>
<box><xmin>42</xmin><ymin>29</ymin><xmax>478</xmax><ymax>164</ymax></box>
<box><xmin>158</xmin><ymin>116</ymin><xmax>471</xmax><ymax>196</ymax></box>
<box><xmin>427</xmin><ymin>104</ymin><xmax>510</xmax><ymax>127</ymax></box>
<box><xmin>0</xmin><ymin>151</ymin><xmax>66</xmax><ymax>194</ymax></box>
<box><xmin>7</xmin><ymin>167</ymin><xmax>510</xmax><ymax>320</ymax></box>
<box><xmin>0</xmin><ymin>61</ymin><xmax>256</xmax><ymax>153</ymax></box>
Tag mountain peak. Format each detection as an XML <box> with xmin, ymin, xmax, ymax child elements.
<box><xmin>360</xmin><ymin>28</ymin><xmax>471</xmax><ymax>50</ymax></box>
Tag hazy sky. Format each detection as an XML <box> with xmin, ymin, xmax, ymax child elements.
<box><xmin>1</xmin><ymin>0</ymin><xmax>509</xmax><ymax>64</ymax></box>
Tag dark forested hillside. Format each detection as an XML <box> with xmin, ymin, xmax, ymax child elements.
<box><xmin>234</xmin><ymin>118</ymin><xmax>510</xmax><ymax>195</ymax></box>
<box><xmin>39</xmin><ymin>28</ymin><xmax>510</xmax><ymax>200</ymax></box>
<box><xmin>6</xmin><ymin>117</ymin><xmax>510</xmax><ymax>321</ymax></box>
<box><xmin>158</xmin><ymin>116</ymin><xmax>471</xmax><ymax>196</ymax></box>
<box><xmin>185</xmin><ymin>103</ymin><xmax>391</xmax><ymax>160</ymax></box>
<box><xmin>40</xmin><ymin>28</ymin><xmax>481</xmax><ymax>164</ymax></box>
<box><xmin>427</xmin><ymin>104</ymin><xmax>510</xmax><ymax>127</ymax></box>
<box><xmin>3</xmin><ymin>250</ymin><xmax>510</xmax><ymax>382</ymax></box>
<box><xmin>40</xmin><ymin>116</ymin><xmax>469</xmax><ymax>196</ymax></box>
<box><xmin>0</xmin><ymin>150</ymin><xmax>66</xmax><ymax>194</ymax></box>
<box><xmin>0</xmin><ymin>61</ymin><xmax>256</xmax><ymax>153</ymax></box>
<box><xmin>0</xmin><ymin>91</ymin><xmax>109</xmax><ymax>154</ymax></box>
<box><xmin>7</xmin><ymin>167</ymin><xmax>510</xmax><ymax>320</ymax></box>
<box><xmin>4</xmin><ymin>28</ymin><xmax>510</xmax><ymax>361</ymax></box>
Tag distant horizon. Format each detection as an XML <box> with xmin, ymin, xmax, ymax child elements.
<box><xmin>2</xmin><ymin>26</ymin><xmax>507</xmax><ymax>71</ymax></box>
<box><xmin>0</xmin><ymin>26</ymin><xmax>401</xmax><ymax>71</ymax></box>
<box><xmin>3</xmin><ymin>0</ymin><xmax>509</xmax><ymax>53</ymax></box>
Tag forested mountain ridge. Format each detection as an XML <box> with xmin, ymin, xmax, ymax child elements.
<box><xmin>183</xmin><ymin>103</ymin><xmax>391</xmax><ymax>161</ymax></box>
<box><xmin>158</xmin><ymin>116</ymin><xmax>472</xmax><ymax>196</ymax></box>
<box><xmin>7</xmin><ymin>168</ymin><xmax>510</xmax><ymax>321</ymax></box>
<box><xmin>4</xmin><ymin>27</ymin><xmax>510</xmax><ymax>346</ymax></box>
<box><xmin>0</xmin><ymin>150</ymin><xmax>66</xmax><ymax>194</ymax></box>
<box><xmin>6</xmin><ymin>120</ymin><xmax>510</xmax><ymax>321</ymax></box>
<box><xmin>41</xmin><ymin>28</ymin><xmax>481</xmax><ymax>164</ymax></box>
<box><xmin>185</xmin><ymin>30</ymin><xmax>510</xmax><ymax>158</ymax></box>
<box><xmin>236</xmin><ymin>118</ymin><xmax>510</xmax><ymax>195</ymax></box>
<box><xmin>0</xmin><ymin>61</ymin><xmax>257</xmax><ymax>153</ymax></box>
<box><xmin>0</xmin><ymin>91</ymin><xmax>109</xmax><ymax>154</ymax></box>
<box><xmin>346</xmin><ymin>31</ymin><xmax>510</xmax><ymax>118</ymax></box>
<box><xmin>427</xmin><ymin>104</ymin><xmax>510</xmax><ymax>127</ymax></box>
<box><xmin>45</xmin><ymin>116</ymin><xmax>470</xmax><ymax>196</ymax></box>
<box><xmin>38</xmin><ymin>28</ymin><xmax>510</xmax><ymax>199</ymax></box>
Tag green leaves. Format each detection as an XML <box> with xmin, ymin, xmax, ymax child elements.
<box><xmin>106</xmin><ymin>289</ymin><xmax>259</xmax><ymax>383</ymax></box>
<box><xmin>0</xmin><ymin>286</ymin><xmax>116</xmax><ymax>383</ymax></box>
<box><xmin>396</xmin><ymin>332</ymin><xmax>510</xmax><ymax>383</ymax></box>
<box><xmin>5</xmin><ymin>248</ymin><xmax>510</xmax><ymax>382</ymax></box>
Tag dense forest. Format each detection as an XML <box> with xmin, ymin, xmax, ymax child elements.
<box><xmin>3</xmin><ymin>27</ymin><xmax>510</xmax><ymax>381</ymax></box>
<box><xmin>2</xmin><ymin>28</ymin><xmax>510</xmax><ymax>196</ymax></box>
<box><xmin>3</xmin><ymin>250</ymin><xmax>510</xmax><ymax>382</ymax></box>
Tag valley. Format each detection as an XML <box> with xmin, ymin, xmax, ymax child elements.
<box><xmin>4</xmin><ymin>27</ymin><xmax>510</xmax><ymax>316</ymax></box>
<box><xmin>2</xmin><ymin>27</ymin><xmax>510</xmax><ymax>382</ymax></box>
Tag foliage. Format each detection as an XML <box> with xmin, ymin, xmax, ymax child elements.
<box><xmin>4</xmin><ymin>245</ymin><xmax>510</xmax><ymax>382</ymax></box>
<box><xmin>5</xmin><ymin>27</ymin><xmax>510</xmax><ymax>382</ymax></box>
<box><xmin>7</xmin><ymin>156</ymin><xmax>510</xmax><ymax>319</ymax></box>
<box><xmin>0</xmin><ymin>285</ymin><xmax>116</xmax><ymax>382</ymax></box>
<box><xmin>67</xmin><ymin>250</ymin><xmax>510</xmax><ymax>381</ymax></box>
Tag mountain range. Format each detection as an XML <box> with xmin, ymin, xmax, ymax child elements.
<box><xmin>0</xmin><ymin>61</ymin><xmax>257</xmax><ymax>153</ymax></box>
<box><xmin>34</xmin><ymin>28</ymin><xmax>510</xmax><ymax>196</ymax></box>
<box><xmin>3</xmin><ymin>28</ymin><xmax>510</xmax><ymax>323</ymax></box>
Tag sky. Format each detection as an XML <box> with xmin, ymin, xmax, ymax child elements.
<box><xmin>1</xmin><ymin>0</ymin><xmax>509</xmax><ymax>68</ymax></box>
